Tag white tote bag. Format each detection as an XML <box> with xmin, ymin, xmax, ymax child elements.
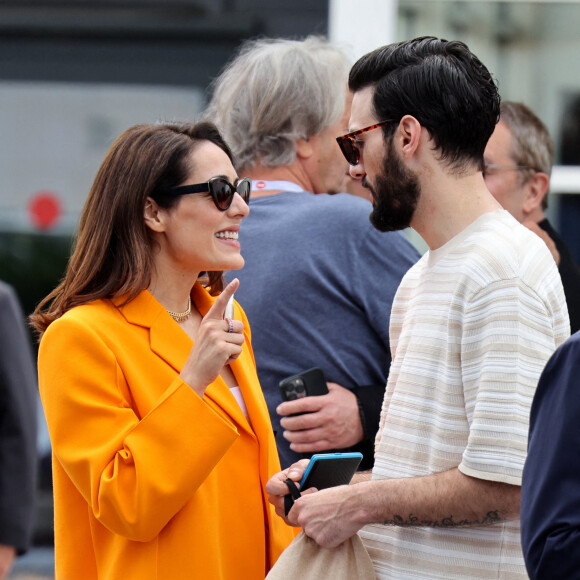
<box><xmin>266</xmin><ymin>530</ymin><xmax>376</xmax><ymax>580</ymax></box>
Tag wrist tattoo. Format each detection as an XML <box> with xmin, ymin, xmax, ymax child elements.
<box><xmin>384</xmin><ymin>510</ymin><xmax>503</xmax><ymax>528</ymax></box>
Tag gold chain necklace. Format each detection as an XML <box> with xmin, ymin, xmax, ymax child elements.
<box><xmin>167</xmin><ymin>296</ymin><xmax>192</xmax><ymax>322</ymax></box>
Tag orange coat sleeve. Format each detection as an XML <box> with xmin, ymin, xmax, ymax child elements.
<box><xmin>39</xmin><ymin>313</ymin><xmax>239</xmax><ymax>542</ymax></box>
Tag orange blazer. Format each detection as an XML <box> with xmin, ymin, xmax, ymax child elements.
<box><xmin>38</xmin><ymin>283</ymin><xmax>295</xmax><ymax>580</ymax></box>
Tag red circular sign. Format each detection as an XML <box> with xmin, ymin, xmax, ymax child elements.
<box><xmin>28</xmin><ymin>191</ymin><xmax>62</xmax><ymax>231</ymax></box>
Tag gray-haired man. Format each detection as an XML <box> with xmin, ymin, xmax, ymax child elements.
<box><xmin>205</xmin><ymin>36</ymin><xmax>420</xmax><ymax>470</ymax></box>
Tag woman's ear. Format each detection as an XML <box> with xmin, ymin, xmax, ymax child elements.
<box><xmin>144</xmin><ymin>197</ymin><xmax>166</xmax><ymax>233</ymax></box>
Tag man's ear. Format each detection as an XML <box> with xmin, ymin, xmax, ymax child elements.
<box><xmin>296</xmin><ymin>136</ymin><xmax>314</xmax><ymax>160</ymax></box>
<box><xmin>522</xmin><ymin>172</ymin><xmax>550</xmax><ymax>215</ymax></box>
<box><xmin>144</xmin><ymin>197</ymin><xmax>166</xmax><ymax>233</ymax></box>
<box><xmin>397</xmin><ymin>115</ymin><xmax>422</xmax><ymax>159</ymax></box>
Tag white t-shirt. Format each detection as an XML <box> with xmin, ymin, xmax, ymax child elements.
<box><xmin>361</xmin><ymin>210</ymin><xmax>570</xmax><ymax>579</ymax></box>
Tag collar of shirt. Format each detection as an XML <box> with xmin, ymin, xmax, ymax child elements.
<box><xmin>250</xmin><ymin>180</ymin><xmax>305</xmax><ymax>198</ymax></box>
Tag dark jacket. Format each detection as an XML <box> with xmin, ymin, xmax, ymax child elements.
<box><xmin>521</xmin><ymin>331</ymin><xmax>580</xmax><ymax>579</ymax></box>
<box><xmin>0</xmin><ymin>281</ymin><xmax>37</xmax><ymax>553</ymax></box>
<box><xmin>538</xmin><ymin>218</ymin><xmax>580</xmax><ymax>334</ymax></box>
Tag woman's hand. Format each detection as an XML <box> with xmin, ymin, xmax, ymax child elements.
<box><xmin>180</xmin><ymin>279</ymin><xmax>245</xmax><ymax>397</ymax></box>
<box><xmin>266</xmin><ymin>459</ymin><xmax>310</xmax><ymax>524</ymax></box>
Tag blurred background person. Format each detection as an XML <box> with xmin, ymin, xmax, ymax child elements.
<box><xmin>484</xmin><ymin>100</ymin><xmax>580</xmax><ymax>333</ymax></box>
<box><xmin>205</xmin><ymin>36</ymin><xmax>420</xmax><ymax>470</ymax></box>
<box><xmin>521</xmin><ymin>329</ymin><xmax>580</xmax><ymax>579</ymax></box>
<box><xmin>0</xmin><ymin>281</ymin><xmax>37</xmax><ymax>579</ymax></box>
<box><xmin>30</xmin><ymin>122</ymin><xmax>294</xmax><ymax>580</ymax></box>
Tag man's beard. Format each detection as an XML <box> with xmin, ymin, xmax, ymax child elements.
<box><xmin>367</xmin><ymin>140</ymin><xmax>421</xmax><ymax>232</ymax></box>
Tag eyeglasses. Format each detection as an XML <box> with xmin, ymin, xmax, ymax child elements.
<box><xmin>482</xmin><ymin>164</ymin><xmax>539</xmax><ymax>178</ymax></box>
<box><xmin>164</xmin><ymin>176</ymin><xmax>251</xmax><ymax>211</ymax></box>
<box><xmin>336</xmin><ymin>120</ymin><xmax>395</xmax><ymax>166</ymax></box>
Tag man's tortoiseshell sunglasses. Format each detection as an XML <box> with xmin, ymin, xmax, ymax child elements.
<box><xmin>336</xmin><ymin>120</ymin><xmax>395</xmax><ymax>166</ymax></box>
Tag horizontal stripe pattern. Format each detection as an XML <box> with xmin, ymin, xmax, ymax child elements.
<box><xmin>365</xmin><ymin>211</ymin><xmax>569</xmax><ymax>579</ymax></box>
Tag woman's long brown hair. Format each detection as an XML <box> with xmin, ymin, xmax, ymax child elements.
<box><xmin>30</xmin><ymin>122</ymin><xmax>232</xmax><ymax>339</ymax></box>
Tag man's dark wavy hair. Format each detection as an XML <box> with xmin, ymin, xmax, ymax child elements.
<box><xmin>348</xmin><ymin>36</ymin><xmax>500</xmax><ymax>172</ymax></box>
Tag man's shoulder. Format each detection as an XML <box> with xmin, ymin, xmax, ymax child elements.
<box><xmin>248</xmin><ymin>192</ymin><xmax>420</xmax><ymax>263</ymax></box>
<box><xmin>454</xmin><ymin>214</ymin><xmax>567</xmax><ymax>329</ymax></box>
<box><xmin>455</xmin><ymin>210</ymin><xmax>552</xmax><ymax>266</ymax></box>
<box><xmin>293</xmin><ymin>191</ymin><xmax>373</xmax><ymax>218</ymax></box>
<box><xmin>255</xmin><ymin>191</ymin><xmax>388</xmax><ymax>233</ymax></box>
<box><xmin>303</xmin><ymin>193</ymin><xmax>413</xmax><ymax>240</ymax></box>
<box><xmin>426</xmin><ymin>211</ymin><xmax>562</xmax><ymax>298</ymax></box>
<box><xmin>558</xmin><ymin>330</ymin><xmax>580</xmax><ymax>354</ymax></box>
<box><xmin>491</xmin><ymin>213</ymin><xmax>558</xmax><ymax>269</ymax></box>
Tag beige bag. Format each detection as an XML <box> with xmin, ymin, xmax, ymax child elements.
<box><xmin>265</xmin><ymin>530</ymin><xmax>376</xmax><ymax>580</ymax></box>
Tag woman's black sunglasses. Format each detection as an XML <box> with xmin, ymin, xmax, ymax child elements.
<box><xmin>163</xmin><ymin>176</ymin><xmax>251</xmax><ymax>211</ymax></box>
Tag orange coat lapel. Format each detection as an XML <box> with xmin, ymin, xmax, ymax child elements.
<box><xmin>116</xmin><ymin>285</ymin><xmax>255</xmax><ymax>438</ymax></box>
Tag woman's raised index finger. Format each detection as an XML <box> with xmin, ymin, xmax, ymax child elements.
<box><xmin>203</xmin><ymin>278</ymin><xmax>240</xmax><ymax>320</ymax></box>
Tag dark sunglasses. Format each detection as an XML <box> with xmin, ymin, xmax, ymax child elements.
<box><xmin>336</xmin><ymin>120</ymin><xmax>395</xmax><ymax>166</ymax></box>
<box><xmin>163</xmin><ymin>176</ymin><xmax>251</xmax><ymax>211</ymax></box>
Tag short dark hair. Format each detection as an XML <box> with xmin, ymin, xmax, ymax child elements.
<box><xmin>348</xmin><ymin>36</ymin><xmax>500</xmax><ymax>172</ymax></box>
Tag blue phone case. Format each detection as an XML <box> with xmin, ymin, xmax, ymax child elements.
<box><xmin>299</xmin><ymin>452</ymin><xmax>363</xmax><ymax>490</ymax></box>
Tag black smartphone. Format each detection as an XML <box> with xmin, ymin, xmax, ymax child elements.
<box><xmin>299</xmin><ymin>452</ymin><xmax>363</xmax><ymax>490</ymax></box>
<box><xmin>278</xmin><ymin>367</ymin><xmax>329</xmax><ymax>401</ymax></box>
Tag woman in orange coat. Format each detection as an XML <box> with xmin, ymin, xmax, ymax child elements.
<box><xmin>30</xmin><ymin>122</ymin><xmax>295</xmax><ymax>580</ymax></box>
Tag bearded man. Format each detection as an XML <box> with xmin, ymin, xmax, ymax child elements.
<box><xmin>267</xmin><ymin>36</ymin><xmax>570</xmax><ymax>580</ymax></box>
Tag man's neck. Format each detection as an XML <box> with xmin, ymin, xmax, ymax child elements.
<box><xmin>525</xmin><ymin>207</ymin><xmax>546</xmax><ymax>224</ymax></box>
<box><xmin>412</xmin><ymin>171</ymin><xmax>503</xmax><ymax>251</ymax></box>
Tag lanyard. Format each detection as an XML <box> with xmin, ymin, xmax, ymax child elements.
<box><xmin>251</xmin><ymin>180</ymin><xmax>305</xmax><ymax>197</ymax></box>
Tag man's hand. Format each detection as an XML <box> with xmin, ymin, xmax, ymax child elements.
<box><xmin>276</xmin><ymin>382</ymin><xmax>364</xmax><ymax>452</ymax></box>
<box><xmin>267</xmin><ymin>461</ymin><xmax>367</xmax><ymax>547</ymax></box>
<box><xmin>0</xmin><ymin>545</ymin><xmax>16</xmax><ymax>579</ymax></box>
<box><xmin>287</xmin><ymin>484</ymin><xmax>365</xmax><ymax>548</ymax></box>
<box><xmin>524</xmin><ymin>220</ymin><xmax>560</xmax><ymax>265</ymax></box>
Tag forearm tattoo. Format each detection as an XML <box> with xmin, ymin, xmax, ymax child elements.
<box><xmin>384</xmin><ymin>510</ymin><xmax>503</xmax><ymax>528</ymax></box>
